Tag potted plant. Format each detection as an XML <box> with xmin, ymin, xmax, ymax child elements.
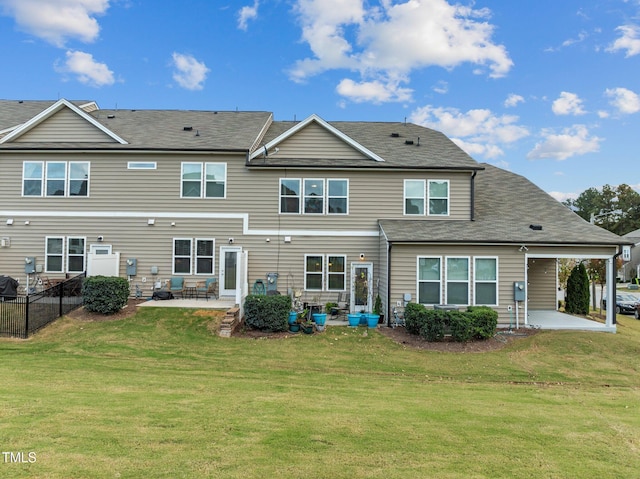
<box><xmin>347</xmin><ymin>312</ymin><xmax>360</xmax><ymax>327</ymax></box>
<box><xmin>325</xmin><ymin>301</ymin><xmax>338</xmax><ymax>318</ymax></box>
<box><xmin>371</xmin><ymin>294</ymin><xmax>383</xmax><ymax>326</ymax></box>
<box><xmin>313</xmin><ymin>309</ymin><xmax>328</xmax><ymax>332</ymax></box>
<box><xmin>297</xmin><ymin>309</ymin><xmax>313</xmax><ymax>334</ymax></box>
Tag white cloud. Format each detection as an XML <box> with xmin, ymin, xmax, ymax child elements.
<box><xmin>552</xmin><ymin>92</ymin><xmax>586</xmax><ymax>116</ymax></box>
<box><xmin>607</xmin><ymin>24</ymin><xmax>640</xmax><ymax>57</ymax></box>
<box><xmin>504</xmin><ymin>93</ymin><xmax>524</xmax><ymax>108</ymax></box>
<box><xmin>0</xmin><ymin>0</ymin><xmax>109</xmax><ymax>47</ymax></box>
<box><xmin>238</xmin><ymin>1</ymin><xmax>259</xmax><ymax>31</ymax></box>
<box><xmin>410</xmin><ymin>105</ymin><xmax>529</xmax><ymax>159</ymax></box>
<box><xmin>171</xmin><ymin>53</ymin><xmax>210</xmax><ymax>91</ymax></box>
<box><xmin>289</xmin><ymin>0</ymin><xmax>512</xmax><ymax>103</ymax></box>
<box><xmin>56</xmin><ymin>50</ymin><xmax>114</xmax><ymax>87</ymax></box>
<box><xmin>336</xmin><ymin>77</ymin><xmax>412</xmax><ymax>103</ymax></box>
<box><xmin>605</xmin><ymin>87</ymin><xmax>640</xmax><ymax>114</ymax></box>
<box><xmin>548</xmin><ymin>191</ymin><xmax>578</xmax><ymax>202</ymax></box>
<box><xmin>527</xmin><ymin>125</ymin><xmax>602</xmax><ymax>160</ymax></box>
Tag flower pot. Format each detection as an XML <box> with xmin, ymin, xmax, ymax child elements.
<box><xmin>366</xmin><ymin>314</ymin><xmax>380</xmax><ymax>328</ymax></box>
<box><xmin>359</xmin><ymin>314</ymin><xmax>368</xmax><ymax>325</ymax></box>
<box><xmin>315</xmin><ymin>324</ymin><xmax>325</xmax><ymax>332</ymax></box>
<box><xmin>301</xmin><ymin>324</ymin><xmax>314</xmax><ymax>334</ymax></box>
<box><xmin>312</xmin><ymin>313</ymin><xmax>327</xmax><ymax>326</ymax></box>
<box><xmin>347</xmin><ymin>314</ymin><xmax>360</xmax><ymax>327</ymax></box>
<box><xmin>289</xmin><ymin>323</ymin><xmax>300</xmax><ymax>333</ymax></box>
<box><xmin>288</xmin><ymin>311</ymin><xmax>298</xmax><ymax>324</ymax></box>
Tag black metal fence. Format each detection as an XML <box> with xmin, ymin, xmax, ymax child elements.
<box><xmin>0</xmin><ymin>274</ymin><xmax>85</xmax><ymax>339</ymax></box>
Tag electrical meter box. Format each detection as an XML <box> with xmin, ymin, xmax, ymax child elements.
<box><xmin>514</xmin><ymin>281</ymin><xmax>526</xmax><ymax>301</ymax></box>
<box><xmin>126</xmin><ymin>258</ymin><xmax>137</xmax><ymax>276</ymax></box>
<box><xmin>24</xmin><ymin>257</ymin><xmax>36</xmax><ymax>274</ymax></box>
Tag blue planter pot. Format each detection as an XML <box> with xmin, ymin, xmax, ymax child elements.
<box><xmin>359</xmin><ymin>314</ymin><xmax>368</xmax><ymax>325</ymax></box>
<box><xmin>289</xmin><ymin>323</ymin><xmax>300</xmax><ymax>333</ymax></box>
<box><xmin>312</xmin><ymin>313</ymin><xmax>327</xmax><ymax>326</ymax></box>
<box><xmin>347</xmin><ymin>314</ymin><xmax>360</xmax><ymax>327</ymax></box>
<box><xmin>366</xmin><ymin>314</ymin><xmax>380</xmax><ymax>328</ymax></box>
<box><xmin>288</xmin><ymin>311</ymin><xmax>298</xmax><ymax>324</ymax></box>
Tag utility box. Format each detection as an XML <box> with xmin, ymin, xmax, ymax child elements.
<box><xmin>266</xmin><ymin>272</ymin><xmax>279</xmax><ymax>293</ymax></box>
<box><xmin>24</xmin><ymin>257</ymin><xmax>36</xmax><ymax>274</ymax></box>
<box><xmin>126</xmin><ymin>258</ymin><xmax>137</xmax><ymax>276</ymax></box>
<box><xmin>514</xmin><ymin>281</ymin><xmax>526</xmax><ymax>301</ymax></box>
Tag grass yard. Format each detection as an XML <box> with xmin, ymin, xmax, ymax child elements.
<box><xmin>1</xmin><ymin>307</ymin><xmax>639</xmax><ymax>478</ymax></box>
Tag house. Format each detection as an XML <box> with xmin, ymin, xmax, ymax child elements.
<box><xmin>621</xmin><ymin>228</ymin><xmax>640</xmax><ymax>283</ymax></box>
<box><xmin>0</xmin><ymin>99</ymin><xmax>629</xmax><ymax>329</ymax></box>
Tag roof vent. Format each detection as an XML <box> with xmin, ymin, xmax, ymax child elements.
<box><xmin>107</xmin><ymin>114</ymin><xmax>115</xmax><ymax>119</ymax></box>
<box><xmin>391</xmin><ymin>133</ymin><xmax>400</xmax><ymax>137</ymax></box>
<box><xmin>405</xmin><ymin>140</ymin><xmax>414</xmax><ymax>145</ymax></box>
<box><xmin>183</xmin><ymin>126</ymin><xmax>193</xmax><ymax>131</ymax></box>
<box><xmin>529</xmin><ymin>224</ymin><xmax>543</xmax><ymax>231</ymax></box>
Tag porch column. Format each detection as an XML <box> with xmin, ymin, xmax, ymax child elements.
<box><xmin>606</xmin><ymin>257</ymin><xmax>614</xmax><ymax>328</ymax></box>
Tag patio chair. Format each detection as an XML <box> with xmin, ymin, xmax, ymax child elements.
<box><xmin>167</xmin><ymin>276</ymin><xmax>185</xmax><ymax>299</ymax></box>
<box><xmin>335</xmin><ymin>292</ymin><xmax>350</xmax><ymax>320</ymax></box>
<box><xmin>196</xmin><ymin>278</ymin><xmax>218</xmax><ymax>301</ymax></box>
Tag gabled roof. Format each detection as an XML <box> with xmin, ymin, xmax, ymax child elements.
<box><xmin>249</xmin><ymin>114</ymin><xmax>385</xmax><ymax>162</ymax></box>
<box><xmin>0</xmin><ymin>98</ymin><xmax>128</xmax><ymax>144</ymax></box>
<box><xmin>380</xmin><ymin>163</ymin><xmax>629</xmax><ymax>246</ymax></box>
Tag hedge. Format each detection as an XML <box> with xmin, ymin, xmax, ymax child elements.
<box><xmin>82</xmin><ymin>276</ymin><xmax>130</xmax><ymax>315</ymax></box>
<box><xmin>243</xmin><ymin>294</ymin><xmax>291</xmax><ymax>332</ymax></box>
<box><xmin>403</xmin><ymin>303</ymin><xmax>498</xmax><ymax>342</ymax></box>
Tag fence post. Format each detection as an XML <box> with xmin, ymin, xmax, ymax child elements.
<box><xmin>59</xmin><ymin>283</ymin><xmax>64</xmax><ymax>318</ymax></box>
<box><xmin>24</xmin><ymin>295</ymin><xmax>29</xmax><ymax>339</ymax></box>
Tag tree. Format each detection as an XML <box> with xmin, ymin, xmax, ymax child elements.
<box><xmin>565</xmin><ymin>263</ymin><xmax>590</xmax><ymax>315</ymax></box>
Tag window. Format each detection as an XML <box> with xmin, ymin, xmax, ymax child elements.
<box><xmin>405</xmin><ymin>180</ymin><xmax>425</xmax><ymax>215</ymax></box>
<box><xmin>67</xmin><ymin>237</ymin><xmax>86</xmax><ymax>272</ymax></box>
<box><xmin>181</xmin><ymin>163</ymin><xmax>226</xmax><ymax>198</ymax></box>
<box><xmin>418</xmin><ymin>257</ymin><xmax>441</xmax><ymax>304</ymax></box>
<box><xmin>304</xmin><ymin>179</ymin><xmax>324</xmax><ymax>214</ymax></box>
<box><xmin>446</xmin><ymin>257</ymin><xmax>469</xmax><ymax>305</ymax></box>
<box><xmin>195</xmin><ymin>239</ymin><xmax>215</xmax><ymax>275</ymax></box>
<box><xmin>327</xmin><ymin>255</ymin><xmax>346</xmax><ymax>290</ymax></box>
<box><xmin>23</xmin><ymin>161</ymin><xmax>89</xmax><ymax>197</ymax></box>
<box><xmin>474</xmin><ymin>257</ymin><xmax>498</xmax><ymax>305</ymax></box>
<box><xmin>128</xmin><ymin>162</ymin><xmax>156</xmax><ymax>169</ymax></box>
<box><xmin>305</xmin><ymin>255</ymin><xmax>324</xmax><ymax>290</ymax></box>
<box><xmin>173</xmin><ymin>238</ymin><xmax>192</xmax><ymax>274</ymax></box>
<box><xmin>428</xmin><ymin>180</ymin><xmax>449</xmax><ymax>216</ymax></box>
<box><xmin>23</xmin><ymin>161</ymin><xmax>43</xmax><ymax>196</ymax></box>
<box><xmin>280</xmin><ymin>179</ymin><xmax>301</xmax><ymax>213</ymax></box>
<box><xmin>46</xmin><ymin>237</ymin><xmax>64</xmax><ymax>273</ymax></box>
<box><xmin>328</xmin><ymin>179</ymin><xmax>348</xmax><ymax>214</ymax></box>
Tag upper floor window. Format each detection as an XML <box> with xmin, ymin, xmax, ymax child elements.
<box><xmin>404</xmin><ymin>179</ymin><xmax>449</xmax><ymax>216</ymax></box>
<box><xmin>404</xmin><ymin>180</ymin><xmax>425</xmax><ymax>215</ymax></box>
<box><xmin>428</xmin><ymin>180</ymin><xmax>449</xmax><ymax>216</ymax></box>
<box><xmin>181</xmin><ymin>162</ymin><xmax>226</xmax><ymax>198</ymax></box>
<box><xmin>23</xmin><ymin>161</ymin><xmax>89</xmax><ymax>197</ymax></box>
<box><xmin>280</xmin><ymin>178</ymin><xmax>349</xmax><ymax>215</ymax></box>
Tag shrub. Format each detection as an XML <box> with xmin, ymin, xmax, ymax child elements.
<box><xmin>244</xmin><ymin>294</ymin><xmax>291</xmax><ymax>332</ymax></box>
<box><xmin>467</xmin><ymin>306</ymin><xmax>498</xmax><ymax>339</ymax></box>
<box><xmin>82</xmin><ymin>276</ymin><xmax>130</xmax><ymax>315</ymax></box>
<box><xmin>565</xmin><ymin>263</ymin><xmax>589</xmax><ymax>315</ymax></box>
<box><xmin>419</xmin><ymin>309</ymin><xmax>448</xmax><ymax>342</ymax></box>
<box><xmin>404</xmin><ymin>302</ymin><xmax>426</xmax><ymax>335</ymax></box>
<box><xmin>404</xmin><ymin>304</ymin><xmax>498</xmax><ymax>342</ymax></box>
<box><xmin>449</xmin><ymin>311</ymin><xmax>474</xmax><ymax>342</ymax></box>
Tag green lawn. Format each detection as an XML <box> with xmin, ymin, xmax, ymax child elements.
<box><xmin>1</xmin><ymin>308</ymin><xmax>639</xmax><ymax>478</ymax></box>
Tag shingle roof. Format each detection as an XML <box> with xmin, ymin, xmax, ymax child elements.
<box><xmin>380</xmin><ymin>163</ymin><xmax>628</xmax><ymax>246</ymax></box>
<box><xmin>254</xmin><ymin>120</ymin><xmax>481</xmax><ymax>170</ymax></box>
<box><xmin>0</xmin><ymin>100</ymin><xmax>272</xmax><ymax>151</ymax></box>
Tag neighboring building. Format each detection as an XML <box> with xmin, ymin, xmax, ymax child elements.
<box><xmin>622</xmin><ymin>228</ymin><xmax>640</xmax><ymax>282</ymax></box>
<box><xmin>0</xmin><ymin>99</ymin><xmax>629</xmax><ymax>328</ymax></box>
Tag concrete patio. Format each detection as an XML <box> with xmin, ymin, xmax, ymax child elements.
<box><xmin>526</xmin><ymin>310</ymin><xmax>616</xmax><ymax>333</ymax></box>
<box><xmin>137</xmin><ymin>297</ymin><xmax>236</xmax><ymax>310</ymax></box>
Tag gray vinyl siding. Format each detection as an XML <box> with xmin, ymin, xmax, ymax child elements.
<box><xmin>276</xmin><ymin>122</ymin><xmax>368</xmax><ymax>160</ymax></box>
<box><xmin>527</xmin><ymin>258</ymin><xmax>557</xmax><ymax>310</ymax></box>
<box><xmin>14</xmin><ymin>108</ymin><xmax>116</xmax><ymax>143</ymax></box>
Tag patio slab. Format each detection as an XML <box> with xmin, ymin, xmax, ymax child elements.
<box><xmin>137</xmin><ymin>297</ymin><xmax>236</xmax><ymax>309</ymax></box>
<box><xmin>527</xmin><ymin>310</ymin><xmax>616</xmax><ymax>333</ymax></box>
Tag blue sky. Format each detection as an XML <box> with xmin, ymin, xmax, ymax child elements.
<box><xmin>1</xmin><ymin>0</ymin><xmax>639</xmax><ymax>201</ymax></box>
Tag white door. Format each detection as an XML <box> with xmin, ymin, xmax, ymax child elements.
<box><xmin>350</xmin><ymin>262</ymin><xmax>373</xmax><ymax>313</ymax></box>
<box><xmin>220</xmin><ymin>246</ymin><xmax>242</xmax><ymax>297</ymax></box>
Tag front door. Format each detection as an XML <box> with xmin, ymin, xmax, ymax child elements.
<box><xmin>220</xmin><ymin>246</ymin><xmax>241</xmax><ymax>296</ymax></box>
<box><xmin>351</xmin><ymin>262</ymin><xmax>373</xmax><ymax>313</ymax></box>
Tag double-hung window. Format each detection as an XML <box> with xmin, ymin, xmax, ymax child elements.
<box><xmin>173</xmin><ymin>238</ymin><xmax>192</xmax><ymax>274</ymax></box>
<box><xmin>280</xmin><ymin>178</ymin><xmax>349</xmax><ymax>215</ymax></box>
<box><xmin>446</xmin><ymin>257</ymin><xmax>469</xmax><ymax>305</ymax></box>
<box><xmin>305</xmin><ymin>255</ymin><xmax>324</xmax><ymax>291</ymax></box>
<box><xmin>23</xmin><ymin>161</ymin><xmax>43</xmax><ymax>196</ymax></box>
<box><xmin>404</xmin><ymin>180</ymin><xmax>425</xmax><ymax>215</ymax></box>
<box><xmin>304</xmin><ymin>179</ymin><xmax>324</xmax><ymax>214</ymax></box>
<box><xmin>327</xmin><ymin>255</ymin><xmax>346</xmax><ymax>290</ymax></box>
<box><xmin>24</xmin><ymin>161</ymin><xmax>89</xmax><ymax>197</ymax></box>
<box><xmin>474</xmin><ymin>257</ymin><xmax>498</xmax><ymax>305</ymax></box>
<box><xmin>428</xmin><ymin>180</ymin><xmax>449</xmax><ymax>216</ymax></box>
<box><xmin>45</xmin><ymin>236</ymin><xmax>86</xmax><ymax>273</ymax></box>
<box><xmin>280</xmin><ymin>179</ymin><xmax>301</xmax><ymax>213</ymax></box>
<box><xmin>46</xmin><ymin>237</ymin><xmax>64</xmax><ymax>273</ymax></box>
<box><xmin>327</xmin><ymin>179</ymin><xmax>348</xmax><ymax>214</ymax></box>
<box><xmin>418</xmin><ymin>257</ymin><xmax>441</xmax><ymax>304</ymax></box>
<box><xmin>181</xmin><ymin>162</ymin><xmax>226</xmax><ymax>198</ymax></box>
<box><xmin>195</xmin><ymin>239</ymin><xmax>215</xmax><ymax>275</ymax></box>
<box><xmin>67</xmin><ymin>237</ymin><xmax>86</xmax><ymax>273</ymax></box>
<box><xmin>173</xmin><ymin>238</ymin><xmax>215</xmax><ymax>274</ymax></box>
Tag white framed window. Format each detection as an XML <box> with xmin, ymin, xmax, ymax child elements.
<box><xmin>304</xmin><ymin>255</ymin><xmax>324</xmax><ymax>291</ymax></box>
<box><xmin>89</xmin><ymin>244</ymin><xmax>112</xmax><ymax>255</ymax></box>
<box><xmin>69</xmin><ymin>162</ymin><xmax>89</xmax><ymax>196</ymax></box>
<box><xmin>327</xmin><ymin>255</ymin><xmax>346</xmax><ymax>291</ymax></box>
<box><xmin>280</xmin><ymin>178</ymin><xmax>301</xmax><ymax>214</ymax></box>
<box><xmin>173</xmin><ymin>238</ymin><xmax>192</xmax><ymax>274</ymax></box>
<box><xmin>417</xmin><ymin>257</ymin><xmax>441</xmax><ymax>304</ymax></box>
<box><xmin>304</xmin><ymin>179</ymin><xmax>324</xmax><ymax>214</ymax></box>
<box><xmin>181</xmin><ymin>163</ymin><xmax>226</xmax><ymax>198</ymax></box>
<box><xmin>46</xmin><ymin>161</ymin><xmax>66</xmax><ymax>196</ymax></box>
<box><xmin>45</xmin><ymin>237</ymin><xmax>64</xmax><ymax>273</ymax></box>
<box><xmin>445</xmin><ymin>256</ymin><xmax>469</xmax><ymax>305</ymax></box>
<box><xmin>327</xmin><ymin>179</ymin><xmax>348</xmax><ymax>214</ymax></box>
<box><xmin>404</xmin><ymin>179</ymin><xmax>425</xmax><ymax>215</ymax></box>
<box><xmin>128</xmin><ymin>161</ymin><xmax>157</xmax><ymax>170</ymax></box>
<box><xmin>474</xmin><ymin>257</ymin><xmax>498</xmax><ymax>306</ymax></box>
<box><xmin>428</xmin><ymin>180</ymin><xmax>449</xmax><ymax>216</ymax></box>
<box><xmin>67</xmin><ymin>237</ymin><xmax>86</xmax><ymax>273</ymax></box>
<box><xmin>23</xmin><ymin>161</ymin><xmax>43</xmax><ymax>196</ymax></box>
<box><xmin>195</xmin><ymin>239</ymin><xmax>215</xmax><ymax>275</ymax></box>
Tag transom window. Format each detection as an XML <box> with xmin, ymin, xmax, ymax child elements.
<box><xmin>181</xmin><ymin>162</ymin><xmax>226</xmax><ymax>198</ymax></box>
<box><xmin>23</xmin><ymin>161</ymin><xmax>89</xmax><ymax>197</ymax></box>
<box><xmin>474</xmin><ymin>257</ymin><xmax>498</xmax><ymax>305</ymax></box>
<box><xmin>173</xmin><ymin>238</ymin><xmax>215</xmax><ymax>274</ymax></box>
<box><xmin>417</xmin><ymin>257</ymin><xmax>441</xmax><ymax>304</ymax></box>
<box><xmin>280</xmin><ymin>178</ymin><xmax>348</xmax><ymax>215</ymax></box>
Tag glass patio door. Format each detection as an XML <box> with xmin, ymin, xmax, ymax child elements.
<box><xmin>219</xmin><ymin>246</ymin><xmax>241</xmax><ymax>296</ymax></box>
<box><xmin>350</xmin><ymin>262</ymin><xmax>373</xmax><ymax>313</ymax></box>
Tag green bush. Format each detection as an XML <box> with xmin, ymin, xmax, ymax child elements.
<box><xmin>467</xmin><ymin>306</ymin><xmax>498</xmax><ymax>339</ymax></box>
<box><xmin>449</xmin><ymin>311</ymin><xmax>474</xmax><ymax>342</ymax></box>
<box><xmin>404</xmin><ymin>304</ymin><xmax>498</xmax><ymax>342</ymax></box>
<box><xmin>82</xmin><ymin>276</ymin><xmax>130</xmax><ymax>315</ymax></box>
<box><xmin>244</xmin><ymin>294</ymin><xmax>291</xmax><ymax>332</ymax></box>
<box><xmin>419</xmin><ymin>309</ymin><xmax>448</xmax><ymax>342</ymax></box>
<box><xmin>566</xmin><ymin>263</ymin><xmax>589</xmax><ymax>315</ymax></box>
<box><xmin>404</xmin><ymin>302</ymin><xmax>426</xmax><ymax>335</ymax></box>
